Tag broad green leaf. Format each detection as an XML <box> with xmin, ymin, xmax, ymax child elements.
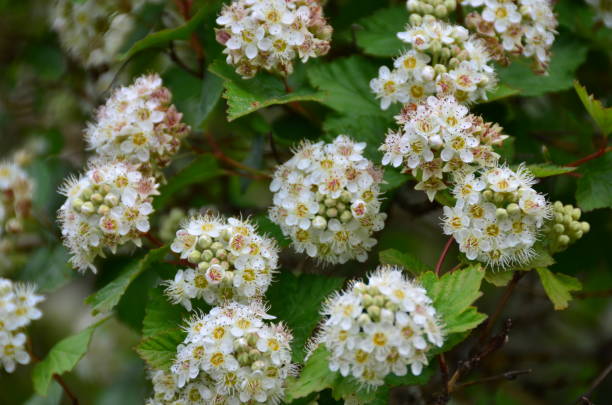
<box><xmin>24</xmin><ymin>381</ymin><xmax>62</xmax><ymax>405</ymax></box>
<box><xmin>484</xmin><ymin>83</ymin><xmax>520</xmax><ymax>102</ymax></box>
<box><xmin>497</xmin><ymin>36</ymin><xmax>588</xmax><ymax>97</ymax></box>
<box><xmin>536</xmin><ymin>267</ymin><xmax>582</xmax><ymax>310</ymax></box>
<box><xmin>381</xmin><ymin>167</ymin><xmax>411</xmax><ymax>194</ymax></box>
<box><xmin>121</xmin><ymin>5</ymin><xmax>211</xmax><ymax>60</ymax></box>
<box><xmin>525</xmin><ymin>163</ymin><xmax>577</xmax><ymax>178</ymax></box>
<box><xmin>379</xmin><ymin>248</ymin><xmax>430</xmax><ymax>275</ymax></box>
<box><xmin>32</xmin><ymin>317</ymin><xmax>108</xmax><ymax>396</ymax></box>
<box><xmin>576</xmin><ymin>153</ymin><xmax>612</xmax><ymax>211</ymax></box>
<box><xmin>420</xmin><ymin>265</ymin><xmax>487</xmax><ymax>334</ymax></box>
<box><xmin>18</xmin><ymin>245</ymin><xmax>75</xmax><ymax>293</ymax></box>
<box><xmin>154</xmin><ymin>155</ymin><xmax>221</xmax><ymax>210</ymax></box>
<box><xmin>307</xmin><ymin>56</ymin><xmax>387</xmax><ymax>117</ymax></box>
<box><xmin>266</xmin><ymin>271</ymin><xmax>345</xmax><ymax>363</ymax></box>
<box><xmin>484</xmin><ymin>269</ymin><xmax>514</xmax><ymax>287</ymax></box>
<box><xmin>85</xmin><ymin>246</ymin><xmax>170</xmax><ymax>315</ymax></box>
<box><xmin>136</xmin><ymin>328</ymin><xmax>186</xmax><ymax>370</ymax></box>
<box><xmin>323</xmin><ymin>113</ymin><xmax>393</xmax><ymax>160</ymax></box>
<box><xmin>142</xmin><ymin>287</ymin><xmax>188</xmax><ymax>339</ymax></box>
<box><xmin>284</xmin><ymin>346</ymin><xmax>339</xmax><ymax>401</ymax></box>
<box><xmin>355</xmin><ymin>6</ymin><xmax>409</xmax><ymax>57</ymax></box>
<box><xmin>199</xmin><ymin>73</ymin><xmax>224</xmax><ymax>128</ymax></box>
<box><xmin>511</xmin><ymin>242</ymin><xmax>555</xmax><ymax>270</ymax></box>
<box><xmin>574</xmin><ymin>81</ymin><xmax>612</xmax><ymax>137</ymax></box>
<box><xmin>252</xmin><ymin>215</ymin><xmax>291</xmax><ymax>248</ymax></box>
<box><xmin>209</xmin><ymin>59</ymin><xmax>322</xmax><ymax>121</ymax></box>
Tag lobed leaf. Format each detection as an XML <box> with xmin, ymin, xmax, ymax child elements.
<box><xmin>209</xmin><ymin>59</ymin><xmax>322</xmax><ymax>121</ymax></box>
<box><xmin>379</xmin><ymin>248</ymin><xmax>430</xmax><ymax>276</ymax></box>
<box><xmin>85</xmin><ymin>246</ymin><xmax>170</xmax><ymax>315</ymax></box>
<box><xmin>536</xmin><ymin>267</ymin><xmax>582</xmax><ymax>310</ymax></box>
<box><xmin>32</xmin><ymin>317</ymin><xmax>109</xmax><ymax>396</ymax></box>
<box><xmin>355</xmin><ymin>6</ymin><xmax>409</xmax><ymax>57</ymax></box>
<box><xmin>142</xmin><ymin>287</ymin><xmax>188</xmax><ymax>339</ymax></box>
<box><xmin>576</xmin><ymin>153</ymin><xmax>612</xmax><ymax>211</ymax></box>
<box><xmin>136</xmin><ymin>328</ymin><xmax>186</xmax><ymax>371</ymax></box>
<box><xmin>525</xmin><ymin>163</ymin><xmax>577</xmax><ymax>178</ymax></box>
<box><xmin>574</xmin><ymin>81</ymin><xmax>612</xmax><ymax>137</ymax></box>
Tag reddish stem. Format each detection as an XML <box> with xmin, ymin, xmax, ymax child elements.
<box><xmin>435</xmin><ymin>236</ymin><xmax>455</xmax><ymax>276</ymax></box>
<box><xmin>205</xmin><ymin>132</ymin><xmax>272</xmax><ymax>179</ymax></box>
<box><xmin>565</xmin><ymin>146</ymin><xmax>611</xmax><ymax>167</ymax></box>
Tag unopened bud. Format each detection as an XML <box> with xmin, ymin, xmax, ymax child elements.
<box><xmin>104</xmin><ymin>193</ymin><xmax>119</xmax><ymax>206</ymax></box>
<box><xmin>97</xmin><ymin>205</ymin><xmax>110</xmax><ymax>216</ymax></box>
<box><xmin>312</xmin><ymin>216</ymin><xmax>327</xmax><ymax>229</ymax></box>
<box><xmin>581</xmin><ymin>222</ymin><xmax>590</xmax><ymax>233</ymax></box>
<box><xmin>91</xmin><ymin>193</ymin><xmax>103</xmax><ymax>203</ymax></box>
<box><xmin>506</xmin><ymin>203</ymin><xmax>520</xmax><ymax>215</ymax></box>
<box><xmin>326</xmin><ymin>208</ymin><xmax>338</xmax><ymax>218</ymax></box>
<box><xmin>496</xmin><ymin>208</ymin><xmax>508</xmax><ymax>220</ymax></box>
<box><xmin>202</xmin><ymin>249</ymin><xmax>214</xmax><ymax>261</ymax></box>
<box><xmin>198</xmin><ymin>235</ymin><xmax>212</xmax><ymax>249</ymax></box>
<box><xmin>571</xmin><ymin>208</ymin><xmax>581</xmax><ymax>220</ymax></box>
<box><xmin>558</xmin><ymin>235</ymin><xmax>570</xmax><ymax>245</ymax></box>
<box><xmin>188</xmin><ymin>250</ymin><xmax>201</xmax><ymax>264</ymax></box>
<box><xmin>340</xmin><ymin>211</ymin><xmax>352</xmax><ymax>223</ymax></box>
<box><xmin>324</xmin><ymin>198</ymin><xmax>336</xmax><ymax>207</ymax></box>
<box><xmin>81</xmin><ymin>202</ymin><xmax>95</xmax><ymax>214</ymax></box>
<box><xmin>422</xmin><ymin>65</ymin><xmax>435</xmax><ymax>81</ymax></box>
<box><xmin>553</xmin><ymin>223</ymin><xmax>565</xmax><ymax>233</ymax></box>
<box><xmin>435</xmin><ymin>4</ymin><xmax>447</xmax><ymax>17</ymax></box>
<box><xmin>409</xmin><ymin>13</ymin><xmax>423</xmax><ymax>26</ymax></box>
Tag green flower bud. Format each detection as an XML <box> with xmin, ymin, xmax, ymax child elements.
<box><xmin>188</xmin><ymin>250</ymin><xmax>201</xmax><ymax>264</ymax></box>
<box><xmin>553</xmin><ymin>201</ymin><xmax>563</xmax><ymax>211</ymax></box>
<box><xmin>326</xmin><ymin>208</ymin><xmax>338</xmax><ymax>218</ymax></box>
<box><xmin>507</xmin><ymin>203</ymin><xmax>520</xmax><ymax>216</ymax></box>
<box><xmin>482</xmin><ymin>189</ymin><xmax>493</xmax><ymax>201</ymax></box>
<box><xmin>571</xmin><ymin>208</ymin><xmax>581</xmax><ymax>220</ymax></box>
<box><xmin>553</xmin><ymin>223</ymin><xmax>565</xmax><ymax>233</ymax></box>
<box><xmin>104</xmin><ymin>193</ymin><xmax>119</xmax><ymax>207</ymax></box>
<box><xmin>202</xmin><ymin>249</ymin><xmax>214</xmax><ymax>261</ymax></box>
<box><xmin>581</xmin><ymin>222</ymin><xmax>590</xmax><ymax>233</ymax></box>
<box><xmin>367</xmin><ymin>305</ymin><xmax>381</xmax><ymax>320</ymax></box>
<box><xmin>445</xmin><ymin>0</ymin><xmax>456</xmax><ymax>11</ymax></box>
<box><xmin>336</xmin><ymin>202</ymin><xmax>346</xmax><ymax>211</ymax></box>
<box><xmin>423</xmin><ymin>3</ymin><xmax>434</xmax><ymax>14</ymax></box>
<box><xmin>435</xmin><ymin>4</ymin><xmax>447</xmax><ymax>17</ymax></box>
<box><xmin>216</xmin><ymin>249</ymin><xmax>228</xmax><ymax>260</ymax></box>
<box><xmin>409</xmin><ymin>13</ymin><xmax>423</xmax><ymax>26</ymax></box>
<box><xmin>558</xmin><ymin>235</ymin><xmax>570</xmax><ymax>245</ymax></box>
<box><xmin>90</xmin><ymin>193</ymin><xmax>103</xmax><ymax>203</ymax></box>
<box><xmin>358</xmin><ymin>314</ymin><xmax>371</xmax><ymax>325</ymax></box>
<box><xmin>496</xmin><ymin>208</ymin><xmax>508</xmax><ymax>220</ymax></box>
<box><xmin>573</xmin><ymin>230</ymin><xmax>583</xmax><ymax>239</ymax></box>
<box><xmin>324</xmin><ymin>198</ymin><xmax>336</xmax><ymax>208</ymax></box>
<box><xmin>361</xmin><ymin>294</ymin><xmax>373</xmax><ymax>307</ymax></box>
<box><xmin>318</xmin><ymin>203</ymin><xmax>326</xmax><ymax>215</ymax></box>
<box><xmin>81</xmin><ymin>202</ymin><xmax>95</xmax><ymax>214</ymax></box>
<box><xmin>72</xmin><ymin>198</ymin><xmax>84</xmax><ymax>211</ymax></box>
<box><xmin>373</xmin><ymin>295</ymin><xmax>385</xmax><ymax>307</ymax></box>
<box><xmin>569</xmin><ymin>221</ymin><xmax>581</xmax><ymax>232</ymax></box>
<box><xmin>198</xmin><ymin>235</ymin><xmax>212</xmax><ymax>249</ymax></box>
<box><xmin>198</xmin><ymin>261</ymin><xmax>210</xmax><ymax>272</ymax></box>
<box><xmin>238</xmin><ymin>353</ymin><xmax>250</xmax><ymax>365</ymax></box>
<box><xmin>251</xmin><ymin>360</ymin><xmax>265</xmax><ymax>371</ymax></box>
<box><xmin>340</xmin><ymin>211</ymin><xmax>352</xmax><ymax>223</ymax></box>
<box><xmin>312</xmin><ymin>215</ymin><xmax>327</xmax><ymax>229</ymax></box>
<box><xmin>211</xmin><ymin>241</ymin><xmax>224</xmax><ymax>251</ymax></box>
<box><xmin>97</xmin><ymin>205</ymin><xmax>110</xmax><ymax>216</ymax></box>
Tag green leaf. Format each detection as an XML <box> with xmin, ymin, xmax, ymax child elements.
<box><xmin>85</xmin><ymin>246</ymin><xmax>170</xmax><ymax>315</ymax></box>
<box><xmin>576</xmin><ymin>153</ymin><xmax>612</xmax><ymax>211</ymax></box>
<box><xmin>525</xmin><ymin>163</ymin><xmax>577</xmax><ymax>178</ymax></box>
<box><xmin>420</xmin><ymin>265</ymin><xmax>487</xmax><ymax>335</ymax></box>
<box><xmin>381</xmin><ymin>167</ymin><xmax>411</xmax><ymax>194</ymax></box>
<box><xmin>323</xmin><ymin>113</ymin><xmax>394</xmax><ymax>160</ymax></box>
<box><xmin>252</xmin><ymin>214</ymin><xmax>291</xmax><ymax>248</ymax></box>
<box><xmin>32</xmin><ymin>317</ymin><xmax>108</xmax><ymax>396</ymax></box>
<box><xmin>307</xmin><ymin>56</ymin><xmax>386</xmax><ymax>117</ymax></box>
<box><xmin>285</xmin><ymin>346</ymin><xmax>339</xmax><ymax>401</ymax></box>
<box><xmin>120</xmin><ymin>5</ymin><xmax>211</xmax><ymax>60</ymax></box>
<box><xmin>154</xmin><ymin>155</ymin><xmax>221</xmax><ymax>210</ymax></box>
<box><xmin>198</xmin><ymin>72</ymin><xmax>224</xmax><ymax>128</ymax></box>
<box><xmin>18</xmin><ymin>245</ymin><xmax>75</xmax><ymax>293</ymax></box>
<box><xmin>484</xmin><ymin>83</ymin><xmax>520</xmax><ymax>102</ymax></box>
<box><xmin>535</xmin><ymin>267</ymin><xmax>582</xmax><ymax>310</ymax></box>
<box><xmin>497</xmin><ymin>36</ymin><xmax>588</xmax><ymax>97</ymax></box>
<box><xmin>208</xmin><ymin>59</ymin><xmax>322</xmax><ymax>121</ymax></box>
<box><xmin>379</xmin><ymin>248</ymin><xmax>430</xmax><ymax>275</ymax></box>
<box><xmin>24</xmin><ymin>381</ymin><xmax>62</xmax><ymax>405</ymax></box>
<box><xmin>266</xmin><ymin>271</ymin><xmax>345</xmax><ymax>363</ymax></box>
<box><xmin>514</xmin><ymin>242</ymin><xmax>555</xmax><ymax>270</ymax></box>
<box><xmin>484</xmin><ymin>269</ymin><xmax>514</xmax><ymax>287</ymax></box>
<box><xmin>142</xmin><ymin>287</ymin><xmax>188</xmax><ymax>339</ymax></box>
<box><xmin>574</xmin><ymin>81</ymin><xmax>612</xmax><ymax>137</ymax></box>
<box><xmin>136</xmin><ymin>328</ymin><xmax>186</xmax><ymax>370</ymax></box>
<box><xmin>355</xmin><ymin>6</ymin><xmax>409</xmax><ymax>57</ymax></box>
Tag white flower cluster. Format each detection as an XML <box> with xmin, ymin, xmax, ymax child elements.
<box><xmin>442</xmin><ymin>164</ymin><xmax>551</xmax><ymax>267</ymax></box>
<box><xmin>0</xmin><ymin>278</ymin><xmax>44</xmax><ymax>373</ymax></box>
<box><xmin>462</xmin><ymin>0</ymin><xmax>557</xmax><ymax>73</ymax></box>
<box><xmin>314</xmin><ymin>267</ymin><xmax>444</xmax><ymax>386</ymax></box>
<box><xmin>269</xmin><ymin>135</ymin><xmax>387</xmax><ymax>265</ymax></box>
<box><xmin>58</xmin><ymin>161</ymin><xmax>159</xmax><ymax>273</ymax></box>
<box><xmin>586</xmin><ymin>0</ymin><xmax>612</xmax><ymax>28</ymax></box>
<box><xmin>407</xmin><ymin>0</ymin><xmax>458</xmax><ymax>19</ymax></box>
<box><xmin>0</xmin><ymin>162</ymin><xmax>33</xmax><ymax>237</ymax></box>
<box><xmin>379</xmin><ymin>95</ymin><xmax>508</xmax><ymax>201</ymax></box>
<box><xmin>165</xmin><ymin>215</ymin><xmax>279</xmax><ymax>308</ymax></box>
<box><xmin>215</xmin><ymin>0</ymin><xmax>332</xmax><ymax>78</ymax></box>
<box><xmin>51</xmin><ymin>0</ymin><xmax>152</xmax><ymax>67</ymax></box>
<box><xmin>371</xmin><ymin>17</ymin><xmax>496</xmax><ymax>110</ymax></box>
<box><xmin>147</xmin><ymin>302</ymin><xmax>295</xmax><ymax>405</ymax></box>
<box><xmin>85</xmin><ymin>74</ymin><xmax>190</xmax><ymax>176</ymax></box>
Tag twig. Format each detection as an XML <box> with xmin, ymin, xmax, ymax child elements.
<box><xmin>575</xmin><ymin>288</ymin><xmax>612</xmax><ymax>299</ymax></box>
<box><xmin>167</xmin><ymin>42</ymin><xmax>202</xmax><ymax>79</ymax></box>
<box><xmin>478</xmin><ymin>271</ymin><xmax>525</xmax><ymax>345</ymax></box>
<box><xmin>268</xmin><ymin>132</ymin><xmax>282</xmax><ymax>165</ymax></box>
<box><xmin>435</xmin><ymin>236</ymin><xmax>454</xmax><ymax>276</ymax></box>
<box><xmin>205</xmin><ymin>132</ymin><xmax>272</xmax><ymax>179</ymax></box>
<box><xmin>453</xmin><ymin>369</ymin><xmax>532</xmax><ymax>391</ymax></box>
<box><xmin>573</xmin><ymin>361</ymin><xmax>612</xmax><ymax>404</ymax></box>
<box><xmin>142</xmin><ymin>231</ymin><xmax>163</xmax><ymax>248</ymax></box>
<box><xmin>438</xmin><ymin>354</ymin><xmax>450</xmax><ymax>400</ymax></box>
<box><xmin>565</xmin><ymin>146</ymin><xmax>611</xmax><ymax>167</ymax></box>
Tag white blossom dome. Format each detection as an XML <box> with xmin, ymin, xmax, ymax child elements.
<box><xmin>58</xmin><ymin>161</ymin><xmax>159</xmax><ymax>273</ymax></box>
<box><xmin>463</xmin><ymin>0</ymin><xmax>558</xmax><ymax>73</ymax></box>
<box><xmin>313</xmin><ymin>266</ymin><xmax>444</xmax><ymax>386</ymax></box>
<box><xmin>85</xmin><ymin>74</ymin><xmax>190</xmax><ymax>176</ymax></box>
<box><xmin>268</xmin><ymin>135</ymin><xmax>387</xmax><ymax>265</ymax></box>
<box><xmin>442</xmin><ymin>164</ymin><xmax>552</xmax><ymax>267</ymax></box>
<box><xmin>370</xmin><ymin>17</ymin><xmax>497</xmax><ymax>109</ymax></box>
<box><xmin>147</xmin><ymin>301</ymin><xmax>295</xmax><ymax>404</ymax></box>
<box><xmin>165</xmin><ymin>215</ymin><xmax>279</xmax><ymax>308</ymax></box>
<box><xmin>0</xmin><ymin>278</ymin><xmax>44</xmax><ymax>373</ymax></box>
<box><xmin>51</xmin><ymin>0</ymin><xmax>154</xmax><ymax>68</ymax></box>
<box><xmin>379</xmin><ymin>95</ymin><xmax>508</xmax><ymax>201</ymax></box>
<box><xmin>215</xmin><ymin>0</ymin><xmax>333</xmax><ymax>78</ymax></box>
<box><xmin>0</xmin><ymin>162</ymin><xmax>33</xmax><ymax>237</ymax></box>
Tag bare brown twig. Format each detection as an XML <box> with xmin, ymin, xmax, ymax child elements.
<box><xmin>435</xmin><ymin>236</ymin><xmax>454</xmax><ymax>276</ymax></box>
<box><xmin>565</xmin><ymin>145</ymin><xmax>611</xmax><ymax>167</ymax></box>
<box><xmin>453</xmin><ymin>369</ymin><xmax>532</xmax><ymax>391</ymax></box>
<box><xmin>573</xmin><ymin>361</ymin><xmax>612</xmax><ymax>405</ymax></box>
<box><xmin>205</xmin><ymin>132</ymin><xmax>272</xmax><ymax>179</ymax></box>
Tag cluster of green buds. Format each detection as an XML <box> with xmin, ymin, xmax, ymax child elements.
<box><xmin>407</xmin><ymin>0</ymin><xmax>457</xmax><ymax>21</ymax></box>
<box><xmin>352</xmin><ymin>282</ymin><xmax>400</xmax><ymax>324</ymax></box>
<box><xmin>542</xmin><ymin>202</ymin><xmax>590</xmax><ymax>254</ymax></box>
<box><xmin>311</xmin><ymin>191</ymin><xmax>357</xmax><ymax>230</ymax></box>
<box><xmin>71</xmin><ymin>183</ymin><xmax>119</xmax><ymax>218</ymax></box>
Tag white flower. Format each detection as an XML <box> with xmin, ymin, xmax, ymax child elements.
<box><xmin>146</xmin><ymin>302</ymin><xmax>295</xmax><ymax>404</ymax></box>
<box><xmin>442</xmin><ymin>164</ymin><xmax>552</xmax><ymax>268</ymax></box>
<box><xmin>462</xmin><ymin>0</ymin><xmax>557</xmax><ymax>73</ymax></box>
<box><xmin>372</xmin><ymin>18</ymin><xmax>496</xmax><ymax>109</ymax></box>
<box><xmin>216</xmin><ymin>0</ymin><xmax>332</xmax><ymax>78</ymax></box>
<box><xmin>85</xmin><ymin>74</ymin><xmax>189</xmax><ymax>175</ymax></box>
<box><xmin>58</xmin><ymin>161</ymin><xmax>159</xmax><ymax>273</ymax></box>
<box><xmin>164</xmin><ymin>215</ymin><xmax>279</xmax><ymax>307</ymax></box>
<box><xmin>379</xmin><ymin>96</ymin><xmax>506</xmax><ymax>201</ymax></box>
<box><xmin>0</xmin><ymin>162</ymin><xmax>33</xmax><ymax>240</ymax></box>
<box><xmin>0</xmin><ymin>278</ymin><xmax>44</xmax><ymax>373</ymax></box>
<box><xmin>313</xmin><ymin>266</ymin><xmax>444</xmax><ymax>387</ymax></box>
<box><xmin>269</xmin><ymin>135</ymin><xmax>387</xmax><ymax>265</ymax></box>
